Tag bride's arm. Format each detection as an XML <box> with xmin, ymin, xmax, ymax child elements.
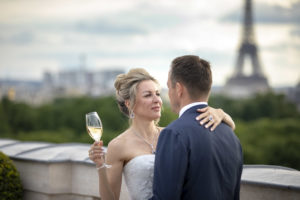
<box><xmin>89</xmin><ymin>140</ymin><xmax>124</xmax><ymax>200</ymax></box>
<box><xmin>196</xmin><ymin>106</ymin><xmax>235</xmax><ymax>131</ymax></box>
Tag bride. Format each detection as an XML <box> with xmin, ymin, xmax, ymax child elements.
<box><xmin>88</xmin><ymin>68</ymin><xmax>235</xmax><ymax>200</ymax></box>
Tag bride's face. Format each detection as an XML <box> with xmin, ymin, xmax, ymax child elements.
<box><xmin>133</xmin><ymin>80</ymin><xmax>162</xmax><ymax>121</ymax></box>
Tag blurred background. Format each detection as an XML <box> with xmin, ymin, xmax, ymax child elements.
<box><xmin>0</xmin><ymin>0</ymin><xmax>299</xmax><ymax>170</ymax></box>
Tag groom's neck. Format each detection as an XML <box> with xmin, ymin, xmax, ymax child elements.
<box><xmin>178</xmin><ymin>95</ymin><xmax>208</xmax><ymax>112</ymax></box>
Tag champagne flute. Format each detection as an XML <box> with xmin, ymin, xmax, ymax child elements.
<box><xmin>86</xmin><ymin>111</ymin><xmax>111</xmax><ymax>168</ymax></box>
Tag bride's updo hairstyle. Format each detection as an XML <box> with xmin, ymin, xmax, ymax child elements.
<box><xmin>114</xmin><ymin>68</ymin><xmax>159</xmax><ymax>118</ymax></box>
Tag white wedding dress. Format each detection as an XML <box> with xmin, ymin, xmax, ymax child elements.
<box><xmin>123</xmin><ymin>154</ymin><xmax>155</xmax><ymax>200</ymax></box>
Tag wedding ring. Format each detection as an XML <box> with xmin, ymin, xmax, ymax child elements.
<box><xmin>208</xmin><ymin>115</ymin><xmax>213</xmax><ymax>121</ymax></box>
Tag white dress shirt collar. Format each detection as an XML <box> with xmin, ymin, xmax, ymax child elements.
<box><xmin>179</xmin><ymin>102</ymin><xmax>208</xmax><ymax>118</ymax></box>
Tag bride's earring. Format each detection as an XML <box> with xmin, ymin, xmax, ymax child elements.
<box><xmin>129</xmin><ymin>110</ymin><xmax>135</xmax><ymax>119</ymax></box>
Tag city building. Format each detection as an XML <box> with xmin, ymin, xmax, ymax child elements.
<box><xmin>0</xmin><ymin>68</ymin><xmax>125</xmax><ymax>105</ymax></box>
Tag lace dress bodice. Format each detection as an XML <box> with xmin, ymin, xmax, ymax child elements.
<box><xmin>123</xmin><ymin>154</ymin><xmax>155</xmax><ymax>200</ymax></box>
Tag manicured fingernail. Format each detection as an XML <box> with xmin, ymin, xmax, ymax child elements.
<box><xmin>205</xmin><ymin>125</ymin><xmax>208</xmax><ymax>128</ymax></box>
<box><xmin>195</xmin><ymin>117</ymin><xmax>199</xmax><ymax>120</ymax></box>
<box><xmin>200</xmin><ymin>121</ymin><xmax>203</xmax><ymax>125</ymax></box>
<box><xmin>210</xmin><ymin>128</ymin><xmax>213</xmax><ymax>131</ymax></box>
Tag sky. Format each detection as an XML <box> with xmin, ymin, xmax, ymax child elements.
<box><xmin>0</xmin><ymin>0</ymin><xmax>299</xmax><ymax>88</ymax></box>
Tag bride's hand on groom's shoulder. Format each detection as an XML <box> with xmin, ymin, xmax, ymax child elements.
<box><xmin>196</xmin><ymin>106</ymin><xmax>224</xmax><ymax>131</ymax></box>
<box><xmin>89</xmin><ymin>141</ymin><xmax>105</xmax><ymax>167</ymax></box>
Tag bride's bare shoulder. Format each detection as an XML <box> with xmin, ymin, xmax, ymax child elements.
<box><xmin>107</xmin><ymin>130</ymin><xmax>132</xmax><ymax>154</ymax></box>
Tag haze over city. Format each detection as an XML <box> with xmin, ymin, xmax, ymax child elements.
<box><xmin>0</xmin><ymin>0</ymin><xmax>299</xmax><ymax>88</ymax></box>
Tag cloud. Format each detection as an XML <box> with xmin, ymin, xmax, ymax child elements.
<box><xmin>73</xmin><ymin>20</ymin><xmax>147</xmax><ymax>35</ymax></box>
<box><xmin>0</xmin><ymin>3</ymin><xmax>184</xmax><ymax>41</ymax></box>
<box><xmin>0</xmin><ymin>0</ymin><xmax>299</xmax><ymax>87</ymax></box>
<box><xmin>263</xmin><ymin>41</ymin><xmax>300</xmax><ymax>52</ymax></box>
<box><xmin>76</xmin><ymin>4</ymin><xmax>185</xmax><ymax>35</ymax></box>
<box><xmin>221</xmin><ymin>2</ymin><xmax>300</xmax><ymax>25</ymax></box>
<box><xmin>11</xmin><ymin>31</ymin><xmax>35</xmax><ymax>44</ymax></box>
<box><xmin>291</xmin><ymin>27</ymin><xmax>300</xmax><ymax>37</ymax></box>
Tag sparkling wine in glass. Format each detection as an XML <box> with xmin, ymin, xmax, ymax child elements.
<box><xmin>86</xmin><ymin>111</ymin><xmax>111</xmax><ymax>168</ymax></box>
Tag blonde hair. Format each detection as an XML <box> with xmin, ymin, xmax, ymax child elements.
<box><xmin>114</xmin><ymin>68</ymin><xmax>159</xmax><ymax>118</ymax></box>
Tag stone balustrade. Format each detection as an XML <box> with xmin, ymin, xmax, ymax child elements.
<box><xmin>1</xmin><ymin>139</ymin><xmax>299</xmax><ymax>200</ymax></box>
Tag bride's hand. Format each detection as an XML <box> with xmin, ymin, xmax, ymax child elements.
<box><xmin>89</xmin><ymin>141</ymin><xmax>105</xmax><ymax>168</ymax></box>
<box><xmin>196</xmin><ymin>106</ymin><xmax>235</xmax><ymax>131</ymax></box>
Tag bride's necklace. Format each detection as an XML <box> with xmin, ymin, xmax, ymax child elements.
<box><xmin>133</xmin><ymin>127</ymin><xmax>160</xmax><ymax>154</ymax></box>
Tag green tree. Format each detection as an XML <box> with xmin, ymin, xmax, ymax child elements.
<box><xmin>209</xmin><ymin>92</ymin><xmax>300</xmax><ymax>121</ymax></box>
<box><xmin>0</xmin><ymin>100</ymin><xmax>11</xmax><ymax>134</ymax></box>
<box><xmin>1</xmin><ymin>93</ymin><xmax>300</xmax><ymax>170</ymax></box>
<box><xmin>0</xmin><ymin>152</ymin><xmax>23</xmax><ymax>200</ymax></box>
<box><xmin>159</xmin><ymin>105</ymin><xmax>177</xmax><ymax>127</ymax></box>
<box><xmin>1</xmin><ymin>97</ymin><xmax>37</xmax><ymax>133</ymax></box>
<box><xmin>236</xmin><ymin>118</ymin><xmax>300</xmax><ymax>170</ymax></box>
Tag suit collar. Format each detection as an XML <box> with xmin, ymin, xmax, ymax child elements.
<box><xmin>179</xmin><ymin>102</ymin><xmax>208</xmax><ymax>118</ymax></box>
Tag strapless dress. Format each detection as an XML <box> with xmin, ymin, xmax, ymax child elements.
<box><xmin>123</xmin><ymin>154</ymin><xmax>155</xmax><ymax>200</ymax></box>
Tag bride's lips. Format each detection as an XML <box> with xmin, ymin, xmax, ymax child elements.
<box><xmin>151</xmin><ymin>106</ymin><xmax>161</xmax><ymax>111</ymax></box>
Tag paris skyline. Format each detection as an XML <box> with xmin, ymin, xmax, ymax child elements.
<box><xmin>0</xmin><ymin>0</ymin><xmax>299</xmax><ymax>88</ymax></box>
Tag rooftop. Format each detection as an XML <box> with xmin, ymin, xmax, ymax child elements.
<box><xmin>1</xmin><ymin>138</ymin><xmax>299</xmax><ymax>200</ymax></box>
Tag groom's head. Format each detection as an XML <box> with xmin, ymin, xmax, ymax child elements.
<box><xmin>167</xmin><ymin>55</ymin><xmax>212</xmax><ymax>113</ymax></box>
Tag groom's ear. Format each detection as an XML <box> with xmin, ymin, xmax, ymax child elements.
<box><xmin>176</xmin><ymin>82</ymin><xmax>183</xmax><ymax>97</ymax></box>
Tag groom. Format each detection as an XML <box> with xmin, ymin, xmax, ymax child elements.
<box><xmin>150</xmin><ymin>55</ymin><xmax>243</xmax><ymax>199</ymax></box>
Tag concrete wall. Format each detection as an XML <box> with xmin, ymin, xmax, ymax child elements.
<box><xmin>1</xmin><ymin>139</ymin><xmax>299</xmax><ymax>200</ymax></box>
<box><xmin>241</xmin><ymin>165</ymin><xmax>300</xmax><ymax>200</ymax></box>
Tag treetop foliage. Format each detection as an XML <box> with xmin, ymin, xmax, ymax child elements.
<box><xmin>0</xmin><ymin>92</ymin><xmax>299</xmax><ymax>170</ymax></box>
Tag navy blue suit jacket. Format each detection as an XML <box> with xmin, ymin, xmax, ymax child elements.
<box><xmin>150</xmin><ymin>105</ymin><xmax>243</xmax><ymax>200</ymax></box>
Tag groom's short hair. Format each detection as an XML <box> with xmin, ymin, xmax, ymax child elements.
<box><xmin>170</xmin><ymin>55</ymin><xmax>212</xmax><ymax>100</ymax></box>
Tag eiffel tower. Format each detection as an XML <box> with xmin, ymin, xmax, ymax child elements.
<box><xmin>224</xmin><ymin>0</ymin><xmax>269</xmax><ymax>97</ymax></box>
